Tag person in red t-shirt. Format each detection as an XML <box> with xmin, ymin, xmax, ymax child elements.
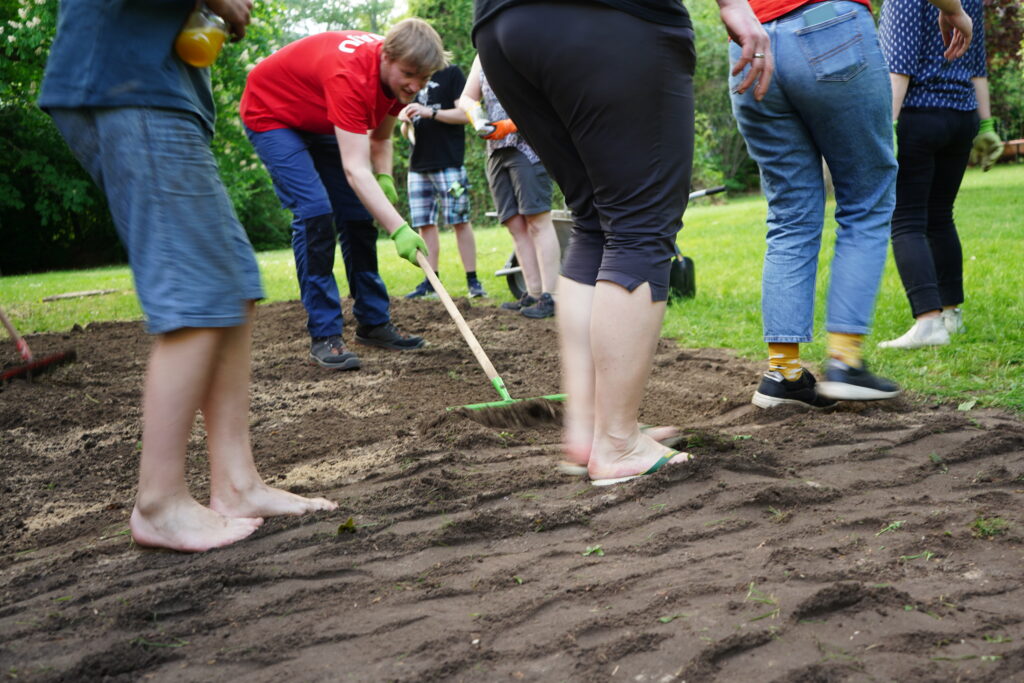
<box><xmin>241</xmin><ymin>19</ymin><xmax>447</xmax><ymax>369</ymax></box>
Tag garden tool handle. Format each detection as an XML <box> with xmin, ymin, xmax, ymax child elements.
<box><xmin>415</xmin><ymin>251</ymin><xmax>502</xmax><ymax>383</ymax></box>
<box><xmin>0</xmin><ymin>306</ymin><xmax>32</xmax><ymax>362</ymax></box>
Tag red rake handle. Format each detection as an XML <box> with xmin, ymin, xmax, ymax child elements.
<box><xmin>1</xmin><ymin>350</ymin><xmax>76</xmax><ymax>383</ymax></box>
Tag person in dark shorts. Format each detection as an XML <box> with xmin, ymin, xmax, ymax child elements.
<box><xmin>474</xmin><ymin>0</ymin><xmax>772</xmax><ymax>483</ymax></box>
<box><xmin>399</xmin><ymin>64</ymin><xmax>487</xmax><ymax>301</ymax></box>
<box><xmin>460</xmin><ymin>54</ymin><xmax>561</xmax><ymax>319</ymax></box>
<box><xmin>39</xmin><ymin>0</ymin><xmax>338</xmax><ymax>552</ymax></box>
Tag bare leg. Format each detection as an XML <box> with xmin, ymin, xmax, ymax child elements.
<box><xmin>206</xmin><ymin>303</ymin><xmax>338</xmax><ymax>518</ymax></box>
<box><xmin>557</xmin><ymin>276</ymin><xmax>595</xmax><ymax>466</ymax></box>
<box><xmin>130</xmin><ymin>327</ymin><xmax>263</xmax><ymax>553</ymax></box>
<box><xmin>524</xmin><ymin>211</ymin><xmax>561</xmax><ymax>297</ymax></box>
<box><xmin>505</xmin><ymin>214</ymin><xmax>542</xmax><ymax>297</ymax></box>
<box><xmin>587</xmin><ymin>282</ymin><xmax>688</xmax><ymax>480</ymax></box>
<box><xmin>419</xmin><ymin>224</ymin><xmax>441</xmax><ymax>272</ymax></box>
<box><xmin>452</xmin><ymin>221</ymin><xmax>477</xmax><ymax>273</ymax></box>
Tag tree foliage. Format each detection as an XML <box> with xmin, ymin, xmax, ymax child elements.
<box><xmin>984</xmin><ymin>0</ymin><xmax>1024</xmax><ymax>141</ymax></box>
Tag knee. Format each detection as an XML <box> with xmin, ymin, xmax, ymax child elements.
<box><xmin>304</xmin><ymin>214</ymin><xmax>336</xmax><ymax>276</ymax></box>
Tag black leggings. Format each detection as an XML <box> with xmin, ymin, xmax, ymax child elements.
<box><xmin>891</xmin><ymin>107</ymin><xmax>977</xmax><ymax>317</ymax></box>
<box><xmin>477</xmin><ymin>3</ymin><xmax>695</xmax><ymax>301</ymax></box>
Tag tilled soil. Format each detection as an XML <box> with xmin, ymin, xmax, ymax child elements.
<box><xmin>1</xmin><ymin>298</ymin><xmax>1022</xmax><ymax>682</ymax></box>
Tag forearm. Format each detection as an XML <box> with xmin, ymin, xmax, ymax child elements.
<box><xmin>890</xmin><ymin>73</ymin><xmax>910</xmax><ymax>120</ymax></box>
<box><xmin>345</xmin><ymin>165</ymin><xmax>406</xmax><ymax>234</ymax></box>
<box><xmin>435</xmin><ymin>107</ymin><xmax>469</xmax><ymax>125</ymax></box>
<box><xmin>972</xmin><ymin>77</ymin><xmax>992</xmax><ymax>119</ymax></box>
<box><xmin>369</xmin><ymin>136</ymin><xmax>393</xmax><ymax>177</ymax></box>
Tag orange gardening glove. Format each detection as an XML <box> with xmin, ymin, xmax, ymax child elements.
<box><xmin>483</xmin><ymin>118</ymin><xmax>517</xmax><ymax>140</ymax></box>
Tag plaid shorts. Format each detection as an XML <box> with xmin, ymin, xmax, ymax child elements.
<box><xmin>407</xmin><ymin>166</ymin><xmax>471</xmax><ymax>228</ymax></box>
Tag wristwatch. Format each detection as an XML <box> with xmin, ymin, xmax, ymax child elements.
<box><xmin>431</xmin><ymin>105</ymin><xmax>439</xmax><ymax>119</ymax></box>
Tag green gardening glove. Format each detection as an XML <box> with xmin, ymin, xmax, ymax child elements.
<box><xmin>390</xmin><ymin>222</ymin><xmax>428</xmax><ymax>265</ymax></box>
<box><xmin>376</xmin><ymin>173</ymin><xmax>399</xmax><ymax>204</ymax></box>
<box><xmin>970</xmin><ymin>118</ymin><xmax>1004</xmax><ymax>172</ymax></box>
<box><xmin>892</xmin><ymin>120</ymin><xmax>899</xmax><ymax>158</ymax></box>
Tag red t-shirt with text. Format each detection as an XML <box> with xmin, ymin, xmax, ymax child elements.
<box><xmin>240</xmin><ymin>31</ymin><xmax>404</xmax><ymax>135</ymax></box>
<box><xmin>748</xmin><ymin>0</ymin><xmax>870</xmax><ymax>24</ymax></box>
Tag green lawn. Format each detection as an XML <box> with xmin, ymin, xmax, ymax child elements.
<box><xmin>2</xmin><ymin>164</ymin><xmax>1021</xmax><ymax>409</ymax></box>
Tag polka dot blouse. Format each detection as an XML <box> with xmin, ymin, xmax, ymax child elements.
<box><xmin>879</xmin><ymin>0</ymin><xmax>987</xmax><ymax>112</ymax></box>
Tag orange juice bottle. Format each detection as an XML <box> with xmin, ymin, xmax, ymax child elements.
<box><xmin>175</xmin><ymin>6</ymin><xmax>228</xmax><ymax>68</ymax></box>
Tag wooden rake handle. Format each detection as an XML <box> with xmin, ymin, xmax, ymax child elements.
<box><xmin>415</xmin><ymin>251</ymin><xmax>511</xmax><ymax>400</ymax></box>
<box><xmin>0</xmin><ymin>306</ymin><xmax>32</xmax><ymax>362</ymax></box>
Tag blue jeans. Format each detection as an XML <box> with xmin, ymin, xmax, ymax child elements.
<box><xmin>245</xmin><ymin>127</ymin><xmax>390</xmax><ymax>339</ymax></box>
<box><xmin>730</xmin><ymin>1</ymin><xmax>896</xmax><ymax>342</ymax></box>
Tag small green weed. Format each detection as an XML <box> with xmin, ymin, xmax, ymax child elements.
<box><xmin>876</xmin><ymin>520</ymin><xmax>905</xmax><ymax>536</ymax></box>
<box><xmin>582</xmin><ymin>545</ymin><xmax>604</xmax><ymax>557</ymax></box>
<box><xmin>971</xmin><ymin>516</ymin><xmax>1009</xmax><ymax>538</ymax></box>
<box><xmin>745</xmin><ymin>582</ymin><xmax>780</xmax><ymax>621</ymax></box>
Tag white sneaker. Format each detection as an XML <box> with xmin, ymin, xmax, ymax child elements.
<box><xmin>878</xmin><ymin>317</ymin><xmax>950</xmax><ymax>349</ymax></box>
<box><xmin>941</xmin><ymin>307</ymin><xmax>965</xmax><ymax>335</ymax></box>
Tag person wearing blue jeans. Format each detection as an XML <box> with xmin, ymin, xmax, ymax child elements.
<box><xmin>245</xmin><ymin>127</ymin><xmax>417</xmax><ymax>370</ymax></box>
<box><xmin>732</xmin><ymin>0</ymin><xmax>971</xmax><ymax>408</ymax></box>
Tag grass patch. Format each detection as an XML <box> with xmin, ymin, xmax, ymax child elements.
<box><xmin>2</xmin><ymin>167</ymin><xmax>1021</xmax><ymax>409</ymax></box>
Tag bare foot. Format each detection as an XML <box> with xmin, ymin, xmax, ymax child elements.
<box><xmin>560</xmin><ymin>424</ymin><xmax>681</xmax><ymax>473</ymax></box>
<box><xmin>210</xmin><ymin>482</ymin><xmax>338</xmax><ymax>519</ymax></box>
<box><xmin>130</xmin><ymin>499</ymin><xmax>263</xmax><ymax>553</ymax></box>
<box><xmin>587</xmin><ymin>430</ymin><xmax>691</xmax><ymax>481</ymax></box>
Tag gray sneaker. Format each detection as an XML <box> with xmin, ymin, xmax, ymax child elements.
<box><xmin>501</xmin><ymin>293</ymin><xmax>537</xmax><ymax>311</ymax></box>
<box><xmin>310</xmin><ymin>336</ymin><xmax>361</xmax><ymax>370</ymax></box>
<box><xmin>521</xmin><ymin>292</ymin><xmax>555</xmax><ymax>319</ymax></box>
<box><xmin>355</xmin><ymin>322</ymin><xmax>425</xmax><ymax>350</ymax></box>
<box><xmin>942</xmin><ymin>307</ymin><xmax>965</xmax><ymax>335</ymax></box>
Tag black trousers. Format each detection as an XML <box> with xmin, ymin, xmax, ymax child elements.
<box><xmin>477</xmin><ymin>3</ymin><xmax>695</xmax><ymax>301</ymax></box>
<box><xmin>892</xmin><ymin>107</ymin><xmax>977</xmax><ymax>317</ymax></box>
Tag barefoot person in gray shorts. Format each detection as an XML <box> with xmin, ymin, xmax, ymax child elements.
<box><xmin>39</xmin><ymin>0</ymin><xmax>337</xmax><ymax>552</ymax></box>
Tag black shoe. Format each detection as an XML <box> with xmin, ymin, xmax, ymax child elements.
<box><xmin>817</xmin><ymin>359</ymin><xmax>901</xmax><ymax>401</ymax></box>
<box><xmin>501</xmin><ymin>293</ymin><xmax>537</xmax><ymax>311</ymax></box>
<box><xmin>309</xmin><ymin>336</ymin><xmax>361</xmax><ymax>370</ymax></box>
<box><xmin>404</xmin><ymin>279</ymin><xmax>438</xmax><ymax>300</ymax></box>
<box><xmin>521</xmin><ymin>292</ymin><xmax>555</xmax><ymax>319</ymax></box>
<box><xmin>752</xmin><ymin>369</ymin><xmax>836</xmax><ymax>409</ymax></box>
<box><xmin>354</xmin><ymin>322</ymin><xmax>425</xmax><ymax>350</ymax></box>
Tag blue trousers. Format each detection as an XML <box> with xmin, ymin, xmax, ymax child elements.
<box><xmin>730</xmin><ymin>1</ymin><xmax>897</xmax><ymax>341</ymax></box>
<box><xmin>246</xmin><ymin>127</ymin><xmax>390</xmax><ymax>338</ymax></box>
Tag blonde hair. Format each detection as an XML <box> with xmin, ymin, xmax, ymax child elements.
<box><xmin>383</xmin><ymin>18</ymin><xmax>449</xmax><ymax>74</ymax></box>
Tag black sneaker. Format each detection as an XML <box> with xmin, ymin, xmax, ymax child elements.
<box><xmin>404</xmin><ymin>279</ymin><xmax>437</xmax><ymax>300</ymax></box>
<box><xmin>309</xmin><ymin>336</ymin><xmax>361</xmax><ymax>370</ymax></box>
<box><xmin>501</xmin><ymin>293</ymin><xmax>537</xmax><ymax>311</ymax></box>
<box><xmin>752</xmin><ymin>369</ymin><xmax>836</xmax><ymax>409</ymax></box>
<box><xmin>521</xmin><ymin>292</ymin><xmax>555</xmax><ymax>319</ymax></box>
<box><xmin>354</xmin><ymin>322</ymin><xmax>425</xmax><ymax>350</ymax></box>
<box><xmin>817</xmin><ymin>359</ymin><xmax>901</xmax><ymax>401</ymax></box>
<box><xmin>467</xmin><ymin>279</ymin><xmax>487</xmax><ymax>298</ymax></box>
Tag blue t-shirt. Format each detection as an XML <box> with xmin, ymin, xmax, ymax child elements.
<box><xmin>879</xmin><ymin>0</ymin><xmax>986</xmax><ymax>111</ymax></box>
<box><xmin>39</xmin><ymin>0</ymin><xmax>216</xmax><ymax>132</ymax></box>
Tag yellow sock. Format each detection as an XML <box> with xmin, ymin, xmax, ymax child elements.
<box><xmin>768</xmin><ymin>343</ymin><xmax>802</xmax><ymax>381</ymax></box>
<box><xmin>827</xmin><ymin>332</ymin><xmax>863</xmax><ymax>368</ymax></box>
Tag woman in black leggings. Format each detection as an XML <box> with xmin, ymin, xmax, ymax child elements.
<box><xmin>878</xmin><ymin>0</ymin><xmax>1002</xmax><ymax>349</ymax></box>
